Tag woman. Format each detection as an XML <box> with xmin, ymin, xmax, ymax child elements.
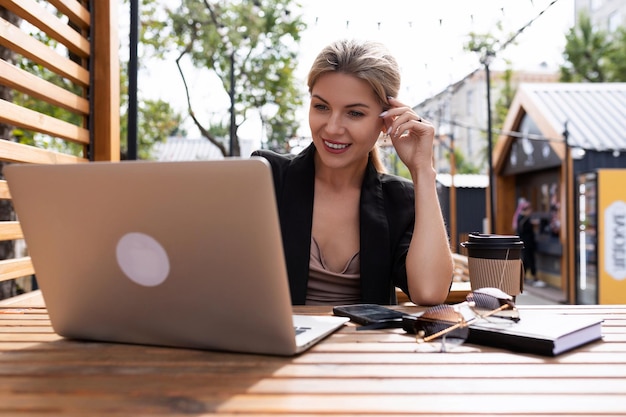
<box><xmin>515</xmin><ymin>199</ymin><xmax>541</xmax><ymax>287</ymax></box>
<box><xmin>253</xmin><ymin>39</ymin><xmax>453</xmax><ymax>305</ymax></box>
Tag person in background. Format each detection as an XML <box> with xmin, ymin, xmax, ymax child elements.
<box><xmin>252</xmin><ymin>39</ymin><xmax>454</xmax><ymax>306</ymax></box>
<box><xmin>514</xmin><ymin>199</ymin><xmax>543</xmax><ymax>287</ymax></box>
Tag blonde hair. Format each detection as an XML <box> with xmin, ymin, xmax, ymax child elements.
<box><xmin>307</xmin><ymin>39</ymin><xmax>401</xmax><ymax>173</ymax></box>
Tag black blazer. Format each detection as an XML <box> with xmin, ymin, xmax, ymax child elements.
<box><xmin>252</xmin><ymin>144</ymin><xmax>414</xmax><ymax>304</ymax></box>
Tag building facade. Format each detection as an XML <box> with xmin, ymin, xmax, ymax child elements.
<box><xmin>575</xmin><ymin>0</ymin><xmax>626</xmax><ymax>31</ymax></box>
<box><xmin>414</xmin><ymin>69</ymin><xmax>559</xmax><ymax>176</ymax></box>
<box><xmin>493</xmin><ymin>82</ymin><xmax>626</xmax><ymax>304</ymax></box>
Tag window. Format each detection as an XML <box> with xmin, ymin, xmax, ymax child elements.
<box><xmin>591</xmin><ymin>0</ymin><xmax>603</xmax><ymax>12</ymax></box>
<box><xmin>608</xmin><ymin>11</ymin><xmax>621</xmax><ymax>33</ymax></box>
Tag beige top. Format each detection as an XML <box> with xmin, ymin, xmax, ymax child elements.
<box><xmin>306</xmin><ymin>237</ymin><xmax>361</xmax><ymax>305</ymax></box>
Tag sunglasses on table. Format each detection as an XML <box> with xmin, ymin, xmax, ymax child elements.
<box><xmin>402</xmin><ymin>287</ymin><xmax>519</xmax><ymax>352</ymax></box>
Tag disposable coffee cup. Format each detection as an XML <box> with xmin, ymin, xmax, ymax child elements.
<box><xmin>460</xmin><ymin>233</ymin><xmax>525</xmax><ymax>297</ymax></box>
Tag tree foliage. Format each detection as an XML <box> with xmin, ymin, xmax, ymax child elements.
<box><xmin>607</xmin><ymin>27</ymin><xmax>626</xmax><ymax>81</ymax></box>
<box><xmin>449</xmin><ymin>147</ymin><xmax>481</xmax><ymax>175</ymax></box>
<box><xmin>8</xmin><ymin>24</ymin><xmax>86</xmax><ymax>155</ymax></box>
<box><xmin>139</xmin><ymin>0</ymin><xmax>306</xmax><ymax>156</ymax></box>
<box><xmin>119</xmin><ymin>65</ymin><xmax>183</xmax><ymax>160</ymax></box>
<box><xmin>6</xmin><ymin>2</ymin><xmax>182</xmax><ymax>161</ymax></box>
<box><xmin>493</xmin><ymin>66</ymin><xmax>515</xmax><ymax>130</ymax></box>
<box><xmin>560</xmin><ymin>12</ymin><xmax>626</xmax><ymax>82</ymax></box>
<box><xmin>462</xmin><ymin>24</ymin><xmax>516</xmax><ymax>174</ymax></box>
<box><xmin>465</xmin><ymin>22</ymin><xmax>509</xmax><ymax>62</ymax></box>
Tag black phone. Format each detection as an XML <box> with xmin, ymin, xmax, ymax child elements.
<box><xmin>333</xmin><ymin>304</ymin><xmax>405</xmax><ymax>330</ymax></box>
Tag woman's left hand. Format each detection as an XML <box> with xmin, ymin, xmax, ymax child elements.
<box><xmin>379</xmin><ymin>97</ymin><xmax>435</xmax><ymax>175</ymax></box>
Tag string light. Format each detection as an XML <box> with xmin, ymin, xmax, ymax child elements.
<box><xmin>308</xmin><ymin>0</ymin><xmax>560</xmax><ymax>41</ymax></box>
<box><xmin>306</xmin><ymin>0</ymin><xmax>564</xmax><ymax>104</ymax></box>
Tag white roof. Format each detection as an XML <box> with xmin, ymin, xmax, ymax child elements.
<box><xmin>152</xmin><ymin>137</ymin><xmax>224</xmax><ymax>161</ymax></box>
<box><xmin>436</xmin><ymin>173</ymin><xmax>488</xmax><ymax>188</ymax></box>
<box><xmin>519</xmin><ymin>82</ymin><xmax>626</xmax><ymax>152</ymax></box>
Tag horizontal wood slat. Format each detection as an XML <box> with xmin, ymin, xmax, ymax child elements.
<box><xmin>0</xmin><ymin>0</ymin><xmax>118</xmax><ymax>304</ymax></box>
<box><xmin>48</xmin><ymin>0</ymin><xmax>90</xmax><ymax>30</ymax></box>
<box><xmin>0</xmin><ymin>221</ymin><xmax>23</xmax><ymax>241</ymax></box>
<box><xmin>0</xmin><ymin>256</ymin><xmax>33</xmax><ymax>282</ymax></box>
<box><xmin>0</xmin><ymin>16</ymin><xmax>90</xmax><ymax>86</ymax></box>
<box><xmin>0</xmin><ymin>140</ymin><xmax>87</xmax><ymax>164</ymax></box>
<box><xmin>0</xmin><ymin>99</ymin><xmax>89</xmax><ymax>145</ymax></box>
<box><xmin>0</xmin><ymin>301</ymin><xmax>625</xmax><ymax>415</ymax></box>
<box><xmin>0</xmin><ymin>60</ymin><xmax>89</xmax><ymax>115</ymax></box>
<box><xmin>0</xmin><ymin>181</ymin><xmax>10</xmax><ymax>199</ymax></box>
<box><xmin>0</xmin><ymin>0</ymin><xmax>90</xmax><ymax>58</ymax></box>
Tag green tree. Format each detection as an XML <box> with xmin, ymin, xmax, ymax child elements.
<box><xmin>8</xmin><ymin>23</ymin><xmax>86</xmax><ymax>155</ymax></box>
<box><xmin>493</xmin><ymin>65</ymin><xmax>515</xmax><ymax>131</ymax></box>
<box><xmin>8</xmin><ymin>2</ymin><xmax>183</xmax><ymax>161</ymax></box>
<box><xmin>13</xmin><ymin>47</ymin><xmax>182</xmax><ymax>161</ymax></box>
<box><xmin>119</xmin><ymin>65</ymin><xmax>183</xmax><ymax>160</ymax></box>
<box><xmin>464</xmin><ymin>24</ymin><xmax>516</xmax><ymax>174</ymax></box>
<box><xmin>560</xmin><ymin>12</ymin><xmax>617</xmax><ymax>82</ymax></box>
<box><xmin>140</xmin><ymin>0</ymin><xmax>305</xmax><ymax>156</ymax></box>
<box><xmin>448</xmin><ymin>148</ymin><xmax>481</xmax><ymax>175</ymax></box>
<box><xmin>604</xmin><ymin>27</ymin><xmax>626</xmax><ymax>81</ymax></box>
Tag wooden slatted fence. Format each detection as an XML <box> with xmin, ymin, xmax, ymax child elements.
<box><xmin>0</xmin><ymin>0</ymin><xmax>119</xmax><ymax>296</ymax></box>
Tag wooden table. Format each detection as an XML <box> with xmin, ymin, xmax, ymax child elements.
<box><xmin>1</xmin><ymin>291</ymin><xmax>625</xmax><ymax>416</ymax></box>
<box><xmin>398</xmin><ymin>280</ymin><xmax>471</xmax><ymax>305</ymax></box>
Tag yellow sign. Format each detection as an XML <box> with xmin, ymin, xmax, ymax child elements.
<box><xmin>598</xmin><ymin>169</ymin><xmax>626</xmax><ymax>304</ymax></box>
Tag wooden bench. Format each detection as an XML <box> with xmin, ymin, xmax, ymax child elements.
<box><xmin>452</xmin><ymin>252</ymin><xmax>470</xmax><ymax>283</ymax></box>
<box><xmin>0</xmin><ymin>0</ymin><xmax>119</xmax><ymax>301</ymax></box>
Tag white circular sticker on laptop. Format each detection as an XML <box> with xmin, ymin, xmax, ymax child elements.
<box><xmin>116</xmin><ymin>232</ymin><xmax>170</xmax><ymax>287</ymax></box>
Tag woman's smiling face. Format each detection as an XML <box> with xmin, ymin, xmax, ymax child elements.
<box><xmin>309</xmin><ymin>72</ymin><xmax>385</xmax><ymax>169</ymax></box>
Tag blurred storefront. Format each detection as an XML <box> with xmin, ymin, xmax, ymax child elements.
<box><xmin>577</xmin><ymin>169</ymin><xmax>626</xmax><ymax>304</ymax></box>
<box><xmin>492</xmin><ymin>83</ymin><xmax>626</xmax><ymax>304</ymax></box>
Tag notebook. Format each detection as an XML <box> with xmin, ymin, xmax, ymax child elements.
<box><xmin>5</xmin><ymin>158</ymin><xmax>348</xmax><ymax>356</ymax></box>
<box><xmin>468</xmin><ymin>310</ymin><xmax>603</xmax><ymax>356</ymax></box>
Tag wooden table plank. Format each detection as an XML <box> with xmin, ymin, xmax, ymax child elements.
<box><xmin>4</xmin><ymin>393</ymin><xmax>623</xmax><ymax>415</ymax></box>
<box><xmin>1</xmin><ymin>375</ymin><xmax>625</xmax><ymax>395</ymax></box>
<box><xmin>2</xmin><ymin>291</ymin><xmax>626</xmax><ymax>415</ymax></box>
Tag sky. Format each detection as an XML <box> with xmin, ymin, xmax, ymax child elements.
<box><xmin>132</xmin><ymin>0</ymin><xmax>576</xmax><ymax>143</ymax></box>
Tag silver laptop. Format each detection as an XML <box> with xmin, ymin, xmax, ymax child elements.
<box><xmin>5</xmin><ymin>158</ymin><xmax>348</xmax><ymax>356</ymax></box>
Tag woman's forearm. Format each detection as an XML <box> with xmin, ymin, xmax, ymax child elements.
<box><xmin>405</xmin><ymin>167</ymin><xmax>454</xmax><ymax>306</ymax></box>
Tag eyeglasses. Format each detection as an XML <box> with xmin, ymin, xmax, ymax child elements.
<box><xmin>402</xmin><ymin>287</ymin><xmax>519</xmax><ymax>352</ymax></box>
